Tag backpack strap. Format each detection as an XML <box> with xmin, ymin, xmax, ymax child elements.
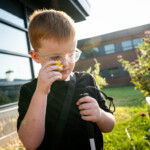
<box><xmin>86</xmin><ymin>86</ymin><xmax>115</xmax><ymax>113</ymax></box>
<box><xmin>51</xmin><ymin>73</ymin><xmax>76</xmax><ymax>150</ymax></box>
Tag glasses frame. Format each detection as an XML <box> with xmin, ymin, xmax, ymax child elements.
<box><xmin>36</xmin><ymin>48</ymin><xmax>82</xmax><ymax>63</ymax></box>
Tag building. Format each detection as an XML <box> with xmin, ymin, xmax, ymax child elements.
<box><xmin>75</xmin><ymin>24</ymin><xmax>150</xmax><ymax>87</ymax></box>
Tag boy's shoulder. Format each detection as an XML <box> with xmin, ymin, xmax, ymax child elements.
<box><xmin>21</xmin><ymin>78</ymin><xmax>37</xmax><ymax>92</ymax></box>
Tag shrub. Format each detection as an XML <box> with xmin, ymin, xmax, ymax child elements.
<box><xmin>86</xmin><ymin>59</ymin><xmax>107</xmax><ymax>89</ymax></box>
<box><xmin>118</xmin><ymin>31</ymin><xmax>150</xmax><ymax>96</ymax></box>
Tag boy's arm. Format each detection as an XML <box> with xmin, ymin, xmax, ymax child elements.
<box><xmin>95</xmin><ymin>107</ymin><xmax>115</xmax><ymax>133</ymax></box>
<box><xmin>18</xmin><ymin>61</ymin><xmax>62</xmax><ymax>150</ymax></box>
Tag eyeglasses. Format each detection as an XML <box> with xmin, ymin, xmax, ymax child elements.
<box><xmin>36</xmin><ymin>48</ymin><xmax>82</xmax><ymax>63</ymax></box>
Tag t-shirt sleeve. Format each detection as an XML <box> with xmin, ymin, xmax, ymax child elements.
<box><xmin>17</xmin><ymin>84</ymin><xmax>33</xmax><ymax>131</ymax></box>
<box><xmin>87</xmin><ymin>73</ymin><xmax>113</xmax><ymax>114</ymax></box>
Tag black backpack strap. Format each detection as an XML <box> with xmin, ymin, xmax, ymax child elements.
<box><xmin>84</xmin><ymin>86</ymin><xmax>115</xmax><ymax>113</ymax></box>
<box><xmin>51</xmin><ymin>73</ymin><xmax>76</xmax><ymax>150</ymax></box>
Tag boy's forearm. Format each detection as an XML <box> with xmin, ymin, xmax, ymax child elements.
<box><xmin>18</xmin><ymin>90</ymin><xmax>48</xmax><ymax>149</ymax></box>
<box><xmin>96</xmin><ymin>108</ymin><xmax>115</xmax><ymax>133</ymax></box>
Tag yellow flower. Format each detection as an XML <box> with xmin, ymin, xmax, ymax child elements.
<box><xmin>56</xmin><ymin>60</ymin><xmax>63</xmax><ymax>72</ymax></box>
<box><xmin>144</xmin><ymin>91</ymin><xmax>149</xmax><ymax>96</ymax></box>
<box><xmin>141</xmin><ymin>90</ymin><xmax>145</xmax><ymax>93</ymax></box>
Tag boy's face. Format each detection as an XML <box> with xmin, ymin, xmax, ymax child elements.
<box><xmin>35</xmin><ymin>38</ymin><xmax>77</xmax><ymax>81</ymax></box>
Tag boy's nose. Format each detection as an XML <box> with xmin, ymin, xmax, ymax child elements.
<box><xmin>61</xmin><ymin>58</ymin><xmax>69</xmax><ymax>66</ymax></box>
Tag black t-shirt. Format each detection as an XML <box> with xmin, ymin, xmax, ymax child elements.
<box><xmin>17</xmin><ymin>72</ymin><xmax>112</xmax><ymax>150</ymax></box>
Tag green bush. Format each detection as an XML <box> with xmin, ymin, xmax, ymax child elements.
<box><xmin>118</xmin><ymin>31</ymin><xmax>150</xmax><ymax>96</ymax></box>
<box><xmin>86</xmin><ymin>59</ymin><xmax>107</xmax><ymax>89</ymax></box>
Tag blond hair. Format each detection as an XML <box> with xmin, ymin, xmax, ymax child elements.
<box><xmin>28</xmin><ymin>9</ymin><xmax>76</xmax><ymax>51</ymax></box>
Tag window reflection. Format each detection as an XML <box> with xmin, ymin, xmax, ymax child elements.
<box><xmin>0</xmin><ymin>85</ymin><xmax>21</xmax><ymax>105</ymax></box>
<box><xmin>109</xmin><ymin>68</ymin><xmax>119</xmax><ymax>78</ymax></box>
<box><xmin>0</xmin><ymin>54</ymin><xmax>32</xmax><ymax>105</ymax></box>
<box><xmin>0</xmin><ymin>0</ymin><xmax>25</xmax><ymax>27</ymax></box>
<box><xmin>133</xmin><ymin>38</ymin><xmax>142</xmax><ymax>49</ymax></box>
<box><xmin>0</xmin><ymin>54</ymin><xmax>32</xmax><ymax>83</ymax></box>
<box><xmin>79</xmin><ymin>47</ymin><xmax>99</xmax><ymax>60</ymax></box>
<box><xmin>104</xmin><ymin>44</ymin><xmax>115</xmax><ymax>54</ymax></box>
<box><xmin>122</xmin><ymin>40</ymin><xmax>133</xmax><ymax>51</ymax></box>
<box><xmin>0</xmin><ymin>23</ymin><xmax>28</xmax><ymax>54</ymax></box>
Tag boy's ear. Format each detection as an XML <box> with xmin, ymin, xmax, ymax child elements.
<box><xmin>30</xmin><ymin>50</ymin><xmax>40</xmax><ymax>63</ymax></box>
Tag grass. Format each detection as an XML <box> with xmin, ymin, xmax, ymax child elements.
<box><xmin>103</xmin><ymin>86</ymin><xmax>146</xmax><ymax>107</ymax></box>
<box><xmin>102</xmin><ymin>86</ymin><xmax>150</xmax><ymax>150</ymax></box>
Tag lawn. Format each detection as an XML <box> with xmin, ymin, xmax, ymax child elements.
<box><xmin>102</xmin><ymin>86</ymin><xmax>150</xmax><ymax>150</ymax></box>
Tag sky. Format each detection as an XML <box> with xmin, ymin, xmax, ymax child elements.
<box><xmin>75</xmin><ymin>0</ymin><xmax>150</xmax><ymax>40</ymax></box>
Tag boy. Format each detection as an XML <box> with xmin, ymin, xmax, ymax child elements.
<box><xmin>17</xmin><ymin>9</ymin><xmax>115</xmax><ymax>150</ymax></box>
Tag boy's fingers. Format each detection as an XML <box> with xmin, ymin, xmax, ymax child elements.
<box><xmin>47</xmin><ymin>71</ymin><xmax>62</xmax><ymax>79</ymax></box>
<box><xmin>78</xmin><ymin>103</ymin><xmax>91</xmax><ymax>110</ymax></box>
<box><xmin>48</xmin><ymin>75</ymin><xmax>62</xmax><ymax>83</ymax></box>
<box><xmin>80</xmin><ymin>109</ymin><xmax>92</xmax><ymax>116</ymax></box>
<box><xmin>42</xmin><ymin>61</ymin><xmax>58</xmax><ymax>69</ymax></box>
<box><xmin>45</xmin><ymin>65</ymin><xmax>62</xmax><ymax>72</ymax></box>
<box><xmin>76</xmin><ymin>96</ymin><xmax>94</xmax><ymax>105</ymax></box>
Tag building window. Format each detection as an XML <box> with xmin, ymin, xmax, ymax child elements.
<box><xmin>79</xmin><ymin>47</ymin><xmax>99</xmax><ymax>60</ymax></box>
<box><xmin>0</xmin><ymin>23</ymin><xmax>28</xmax><ymax>54</ymax></box>
<box><xmin>0</xmin><ymin>0</ymin><xmax>25</xmax><ymax>27</ymax></box>
<box><xmin>0</xmin><ymin>0</ymin><xmax>34</xmax><ymax>106</ymax></box>
<box><xmin>133</xmin><ymin>38</ymin><xmax>142</xmax><ymax>49</ymax></box>
<box><xmin>121</xmin><ymin>40</ymin><xmax>133</xmax><ymax>51</ymax></box>
<box><xmin>109</xmin><ymin>68</ymin><xmax>119</xmax><ymax>78</ymax></box>
<box><xmin>0</xmin><ymin>54</ymin><xmax>32</xmax><ymax>105</ymax></box>
<box><xmin>104</xmin><ymin>44</ymin><xmax>115</xmax><ymax>54</ymax></box>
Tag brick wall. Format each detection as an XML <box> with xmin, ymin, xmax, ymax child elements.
<box><xmin>74</xmin><ymin>50</ymin><xmax>137</xmax><ymax>87</ymax></box>
<box><xmin>75</xmin><ymin>50</ymin><xmax>137</xmax><ymax>71</ymax></box>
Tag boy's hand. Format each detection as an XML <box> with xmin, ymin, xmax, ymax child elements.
<box><xmin>76</xmin><ymin>96</ymin><xmax>101</xmax><ymax>123</ymax></box>
<box><xmin>36</xmin><ymin>61</ymin><xmax>62</xmax><ymax>95</ymax></box>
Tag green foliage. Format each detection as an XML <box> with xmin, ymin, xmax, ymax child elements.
<box><xmin>117</xmin><ymin>31</ymin><xmax>150</xmax><ymax>96</ymax></box>
<box><xmin>86</xmin><ymin>59</ymin><xmax>107</xmax><ymax>89</ymax></box>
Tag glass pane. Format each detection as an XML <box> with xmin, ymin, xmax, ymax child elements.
<box><xmin>0</xmin><ymin>0</ymin><xmax>25</xmax><ymax>27</ymax></box>
<box><xmin>133</xmin><ymin>38</ymin><xmax>142</xmax><ymax>48</ymax></box>
<box><xmin>104</xmin><ymin>44</ymin><xmax>115</xmax><ymax>54</ymax></box>
<box><xmin>109</xmin><ymin>68</ymin><xmax>119</xmax><ymax>78</ymax></box>
<box><xmin>93</xmin><ymin>47</ymin><xmax>99</xmax><ymax>52</ymax></box>
<box><xmin>80</xmin><ymin>48</ymin><xmax>99</xmax><ymax>60</ymax></box>
<box><xmin>0</xmin><ymin>54</ymin><xmax>32</xmax><ymax>105</ymax></box>
<box><xmin>0</xmin><ymin>23</ymin><xmax>28</xmax><ymax>54</ymax></box>
<box><xmin>122</xmin><ymin>40</ymin><xmax>133</xmax><ymax>51</ymax></box>
<box><xmin>0</xmin><ymin>84</ymin><xmax>22</xmax><ymax>105</ymax></box>
<box><xmin>0</xmin><ymin>54</ymin><xmax>32</xmax><ymax>82</ymax></box>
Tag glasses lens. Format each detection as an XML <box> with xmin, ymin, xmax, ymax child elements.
<box><xmin>74</xmin><ymin>49</ymin><xmax>81</xmax><ymax>62</ymax></box>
